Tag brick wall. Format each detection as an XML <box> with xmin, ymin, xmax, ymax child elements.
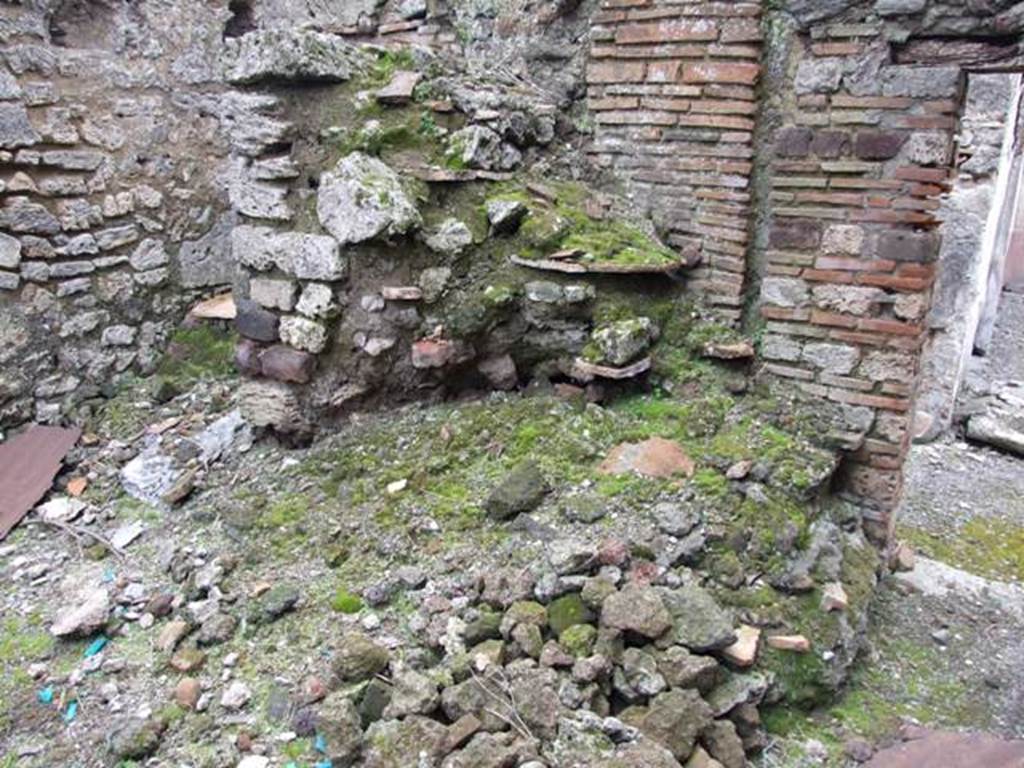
<box><xmin>757</xmin><ymin>19</ymin><xmax>965</xmax><ymax>522</ymax></box>
<box><xmin>586</xmin><ymin>0</ymin><xmax>762</xmax><ymax>322</ymax></box>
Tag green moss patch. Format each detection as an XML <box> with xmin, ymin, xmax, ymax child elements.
<box><xmin>488</xmin><ymin>182</ymin><xmax>682</xmax><ymax>271</ymax></box>
<box><xmin>156</xmin><ymin>326</ymin><xmax>236</xmax><ymax>389</ymax></box>
<box><xmin>899</xmin><ymin>518</ymin><xmax>1024</xmax><ymax>583</ymax></box>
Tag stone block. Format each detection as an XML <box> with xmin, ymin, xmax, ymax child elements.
<box><xmin>775</xmin><ymin>127</ymin><xmax>813</xmax><ymax>158</ymax></box>
<box><xmin>0</xmin><ymin>233</ymin><xmax>22</xmax><ymax>269</ymax></box>
<box><xmin>280</xmin><ymin>316</ymin><xmax>328</xmax><ymax>354</ymax></box>
<box><xmin>821</xmin><ymin>225</ymin><xmax>864</xmax><ymax>256</ymax></box>
<box><xmin>812</xmin><ymin>285</ymin><xmax>882</xmax><ymax>316</ymax></box>
<box><xmin>235</xmin><ymin>298</ymin><xmax>280</xmax><ymax>343</ymax></box>
<box><xmin>0</xmin><ymin>103</ymin><xmax>40</xmax><ymax>149</ymax></box>
<box><xmin>859</xmin><ymin>350</ymin><xmax>915</xmax><ymax>383</ymax></box>
<box><xmin>129</xmin><ymin>238</ymin><xmax>169</xmax><ymax>271</ymax></box>
<box><xmin>317</xmin><ymin>153</ymin><xmax>421</xmax><ymax>245</ymax></box>
<box><xmin>810</xmin><ymin>130</ymin><xmax>850</xmax><ymax>158</ymax></box>
<box><xmin>260</xmin><ymin>345</ymin><xmax>316</xmax><ymax>384</ymax></box>
<box><xmin>96</xmin><ymin>225</ymin><xmax>139</xmax><ymax>251</ymax></box>
<box><xmin>853</xmin><ymin>130</ymin><xmax>907</xmax><ymax>160</ymax></box>
<box><xmin>224</xmin><ymin>29</ymin><xmax>361</xmax><ymax>85</ymax></box>
<box><xmin>179</xmin><ymin>216</ymin><xmax>235</xmax><ymax>289</ymax></box>
<box><xmin>874</xmin><ymin>230</ymin><xmax>938</xmax><ymax>263</ymax></box>
<box><xmin>905</xmin><ymin>132</ymin><xmax>952</xmax><ymax>166</ymax></box>
<box><xmin>233</xmin><ymin>225</ymin><xmax>346</xmax><ymax>281</ymax></box>
<box><xmin>761</xmin><ymin>334</ymin><xmax>802</xmax><ymax>362</ymax></box>
<box><xmin>881</xmin><ymin>65</ymin><xmax>961</xmax><ymax>99</ymax></box>
<box><xmin>875</xmin><ymin>0</ymin><xmax>926</xmax><ymax>15</ymax></box>
<box><xmin>1</xmin><ymin>199</ymin><xmax>60</xmax><ymax>235</ymax></box>
<box><xmin>794</xmin><ymin>58</ymin><xmax>842</xmax><ymax>94</ymax></box>
<box><xmin>769</xmin><ymin>220</ymin><xmax>820</xmax><ymax>250</ymax></box>
<box><xmin>296</xmin><ymin>283</ymin><xmax>336</xmax><ymax>318</ymax></box>
<box><xmin>250</xmin><ymin>277</ymin><xmax>297</xmax><ymax>312</ymax></box>
<box><xmin>101</xmin><ymin>325</ymin><xmax>137</xmax><ymax>347</ymax></box>
<box><xmin>802</xmin><ymin>342</ymin><xmax>860</xmax><ymax>375</ymax></box>
<box><xmin>761</xmin><ymin>277</ymin><xmax>810</xmax><ymax>308</ymax></box>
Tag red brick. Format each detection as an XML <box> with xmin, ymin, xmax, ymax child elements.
<box><xmin>815</xmin><ymin>257</ymin><xmax>896</xmax><ymax>272</ymax></box>
<box><xmin>677</xmin><ymin>114</ymin><xmax>755</xmax><ymax>131</ymax></box>
<box><xmin>831</xmin><ymin>94</ymin><xmax>912</xmax><ymax>110</ymax></box>
<box><xmin>812</xmin><ymin>42</ymin><xmax>862</xmax><ymax>56</ymax></box>
<box><xmin>897</xmin><ymin>115</ymin><xmax>957</xmax><ymax>130</ymax></box>
<box><xmin>691</xmin><ymin>99</ymin><xmax>757</xmax><ymax>115</ymax></box>
<box><xmin>587</xmin><ymin>61</ymin><xmax>646</xmax><ymax>83</ymax></box>
<box><xmin>921</xmin><ymin>99</ymin><xmax>958</xmax><ymax>114</ymax></box>
<box><xmin>766</xmin><ymin>363</ymin><xmax>816</xmax><ymax>381</ymax></box>
<box><xmin>856</xmin><ymin>273</ymin><xmax>931</xmax><ymax>291</ymax></box>
<box><xmin>908</xmin><ymin>183</ymin><xmax>944</xmax><ymax>197</ymax></box>
<box><xmin>894</xmin><ymin>166</ymin><xmax>949</xmax><ymax>183</ymax></box>
<box><xmin>682</xmin><ymin>62</ymin><xmax>760</xmax><ymax>85</ymax></box>
<box><xmin>590</xmin><ymin>96</ymin><xmax>640</xmax><ymax>110</ymax></box>
<box><xmin>720</xmin><ymin>19</ymin><xmax>761</xmax><ymax>43</ymax></box>
<box><xmin>810</xmin><ymin>310</ymin><xmax>858</xmax><ymax>328</ymax></box>
<box><xmin>705</xmin><ymin>84</ymin><xmax>756</xmax><ymax>101</ymax></box>
<box><xmin>821</xmin><ymin>373</ymin><xmax>874</xmax><ymax>391</ymax></box>
<box><xmin>827</xmin><ymin>388</ymin><xmax>910</xmax><ymax>412</ymax></box>
<box><xmin>646</xmin><ymin>60</ymin><xmax>681</xmax><ymax>82</ymax></box>
<box><xmin>857</xmin><ymin>317</ymin><xmax>923</xmax><ymax>336</ymax></box>
<box><xmin>616</xmin><ymin>18</ymin><xmax>719</xmax><ymax>44</ymax></box>
<box><xmin>803</xmin><ymin>269</ymin><xmax>855</xmax><ymax>284</ymax></box>
<box><xmin>596</xmin><ymin>109</ymin><xmax>677</xmax><ymax>125</ymax></box>
<box><xmin>795</xmin><ymin>191</ymin><xmax>865</xmax><ymax>207</ymax></box>
<box><xmin>829</xmin><ymin>329</ymin><xmax>888</xmax><ymax>347</ymax></box>
<box><xmin>640</xmin><ymin>97</ymin><xmax>691</xmax><ymax>112</ymax></box>
<box><xmin>849</xmin><ymin>210</ymin><xmax>934</xmax><ymax>225</ymax></box>
<box><xmin>761</xmin><ymin>306</ymin><xmax>811</xmax><ymax>321</ymax></box>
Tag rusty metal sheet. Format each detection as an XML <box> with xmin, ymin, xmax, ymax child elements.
<box><xmin>0</xmin><ymin>425</ymin><xmax>81</xmax><ymax>540</ymax></box>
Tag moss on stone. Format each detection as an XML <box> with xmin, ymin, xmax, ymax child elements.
<box><xmin>156</xmin><ymin>326</ymin><xmax>236</xmax><ymax>388</ymax></box>
<box><xmin>560</xmin><ymin>623</ymin><xmax>598</xmax><ymax>657</ymax></box>
<box><xmin>547</xmin><ymin>594</ymin><xmax>594</xmax><ymax>636</ymax></box>
<box><xmin>331</xmin><ymin>589</ymin><xmax>364</xmax><ymax>614</ymax></box>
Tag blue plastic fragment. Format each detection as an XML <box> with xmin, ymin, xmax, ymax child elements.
<box><xmin>37</xmin><ymin>687</ymin><xmax>54</xmax><ymax>704</ymax></box>
<box><xmin>83</xmin><ymin>636</ymin><xmax>109</xmax><ymax>657</ymax></box>
<box><xmin>314</xmin><ymin>733</ymin><xmax>328</xmax><ymax>754</ymax></box>
<box><xmin>63</xmin><ymin>700</ymin><xmax>78</xmax><ymax>723</ymax></box>
<box><xmin>101</xmin><ymin>568</ymin><xmax>116</xmax><ymax>583</ymax></box>
<box><xmin>313</xmin><ymin>762</ymin><xmax>333</xmax><ymax>768</ymax></box>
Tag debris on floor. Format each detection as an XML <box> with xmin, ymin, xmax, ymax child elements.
<box><xmin>0</xmin><ymin>424</ymin><xmax>81</xmax><ymax>540</ymax></box>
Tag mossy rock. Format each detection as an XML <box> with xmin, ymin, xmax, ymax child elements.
<box><xmin>464</xmin><ymin>608</ymin><xmax>502</xmax><ymax>645</ymax></box>
<box><xmin>560</xmin><ymin>623</ymin><xmax>598</xmax><ymax>657</ymax></box>
<box><xmin>547</xmin><ymin>594</ymin><xmax>595</xmax><ymax>636</ymax></box>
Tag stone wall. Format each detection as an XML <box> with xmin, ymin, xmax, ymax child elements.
<box><xmin>4</xmin><ymin>0</ymin><xmax>1024</xmax><ymax>524</ymax></box>
<box><xmin>586</xmin><ymin>0</ymin><xmax>762</xmax><ymax>322</ymax></box>
<box><xmin>0</xmin><ymin>1</ymin><xmax>237</xmax><ymax>428</ymax></box>
<box><xmin>754</xmin><ymin>1</ymin><xmax>1024</xmax><ymax>527</ymax></box>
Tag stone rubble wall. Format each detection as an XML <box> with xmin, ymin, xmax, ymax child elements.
<box><xmin>0</xmin><ymin>1</ymin><xmax>239</xmax><ymax>428</ymax></box>
<box><xmin>586</xmin><ymin>0</ymin><xmax>762</xmax><ymax>323</ymax></box>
